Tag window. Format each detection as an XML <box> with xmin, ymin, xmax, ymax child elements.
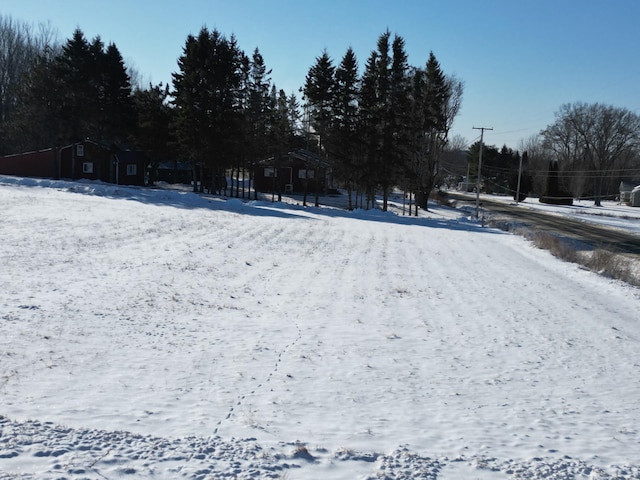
<box><xmin>126</xmin><ymin>164</ymin><xmax>137</xmax><ymax>176</ymax></box>
<box><xmin>82</xmin><ymin>162</ymin><xmax>93</xmax><ymax>173</ymax></box>
<box><xmin>298</xmin><ymin>169</ymin><xmax>314</xmax><ymax>179</ymax></box>
<box><xmin>264</xmin><ymin>167</ymin><xmax>276</xmax><ymax>177</ymax></box>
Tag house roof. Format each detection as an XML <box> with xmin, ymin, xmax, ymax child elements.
<box><xmin>287</xmin><ymin>149</ymin><xmax>331</xmax><ymax>168</ymax></box>
<box><xmin>620</xmin><ymin>180</ymin><xmax>640</xmax><ymax>190</ymax></box>
<box><xmin>256</xmin><ymin>149</ymin><xmax>331</xmax><ymax>168</ymax></box>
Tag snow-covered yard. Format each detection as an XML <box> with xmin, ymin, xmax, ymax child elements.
<box><xmin>1</xmin><ymin>176</ymin><xmax>639</xmax><ymax>479</ymax></box>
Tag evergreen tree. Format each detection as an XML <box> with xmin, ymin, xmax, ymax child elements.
<box><xmin>358</xmin><ymin>30</ymin><xmax>410</xmax><ymax>211</ymax></box>
<box><xmin>405</xmin><ymin>66</ymin><xmax>428</xmax><ymax>214</ymax></box>
<box><xmin>359</xmin><ymin>49</ymin><xmax>382</xmax><ymax>208</ymax></box>
<box><xmin>385</xmin><ymin>33</ymin><xmax>410</xmax><ymax>211</ymax></box>
<box><xmin>98</xmin><ymin>43</ymin><xmax>134</xmax><ymax>144</ymax></box>
<box><xmin>303</xmin><ymin>50</ymin><xmax>335</xmax><ymax>158</ymax></box>
<box><xmin>131</xmin><ymin>82</ymin><xmax>174</xmax><ymax>185</ymax></box>
<box><xmin>420</xmin><ymin>52</ymin><xmax>449</xmax><ymax>207</ymax></box>
<box><xmin>54</xmin><ymin>28</ymin><xmax>95</xmax><ymax>142</ymax></box>
<box><xmin>286</xmin><ymin>92</ymin><xmax>301</xmax><ymax>143</ymax></box>
<box><xmin>467</xmin><ymin>141</ymin><xmax>499</xmax><ymax>191</ymax></box>
<box><xmin>172</xmin><ymin>27</ymin><xmax>246</xmax><ymax>192</ymax></box>
<box><xmin>375</xmin><ymin>31</ymin><xmax>392</xmax><ymax>209</ymax></box>
<box><xmin>264</xmin><ymin>86</ymin><xmax>295</xmax><ymax>201</ymax></box>
<box><xmin>10</xmin><ymin>28</ymin><xmax>134</xmax><ymax>152</ymax></box>
<box><xmin>246</xmin><ymin>47</ymin><xmax>272</xmax><ymax>166</ymax></box>
<box><xmin>331</xmin><ymin>47</ymin><xmax>360</xmax><ymax>209</ymax></box>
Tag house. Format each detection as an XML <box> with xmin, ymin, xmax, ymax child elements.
<box><xmin>0</xmin><ymin>140</ymin><xmax>146</xmax><ymax>186</ymax></box>
<box><xmin>631</xmin><ymin>185</ymin><xmax>640</xmax><ymax>207</ymax></box>
<box><xmin>619</xmin><ymin>180</ymin><xmax>640</xmax><ymax>204</ymax></box>
<box><xmin>253</xmin><ymin>149</ymin><xmax>330</xmax><ymax>194</ymax></box>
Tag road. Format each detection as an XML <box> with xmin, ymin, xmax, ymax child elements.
<box><xmin>447</xmin><ymin>192</ymin><xmax>640</xmax><ymax>257</ymax></box>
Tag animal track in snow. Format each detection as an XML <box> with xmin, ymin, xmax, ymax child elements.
<box><xmin>214</xmin><ymin>322</ymin><xmax>302</xmax><ymax>435</ymax></box>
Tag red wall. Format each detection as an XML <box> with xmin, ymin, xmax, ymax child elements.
<box><xmin>0</xmin><ymin>149</ymin><xmax>57</xmax><ymax>178</ymax></box>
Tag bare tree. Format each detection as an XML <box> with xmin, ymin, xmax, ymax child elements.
<box><xmin>446</xmin><ymin>133</ymin><xmax>469</xmax><ymax>152</ymax></box>
<box><xmin>518</xmin><ymin>134</ymin><xmax>552</xmax><ymax>196</ymax></box>
<box><xmin>0</xmin><ymin>15</ymin><xmax>58</xmax><ymax>153</ymax></box>
<box><xmin>542</xmin><ymin>102</ymin><xmax>640</xmax><ymax>205</ymax></box>
<box><xmin>0</xmin><ymin>15</ymin><xmax>58</xmax><ymax>124</ymax></box>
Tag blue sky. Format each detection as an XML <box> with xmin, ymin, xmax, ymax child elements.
<box><xmin>3</xmin><ymin>0</ymin><xmax>639</xmax><ymax>149</ymax></box>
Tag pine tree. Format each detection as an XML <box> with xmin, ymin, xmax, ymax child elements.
<box><xmin>376</xmin><ymin>31</ymin><xmax>392</xmax><ymax>206</ymax></box>
<box><xmin>358</xmin><ymin>30</ymin><xmax>410</xmax><ymax>211</ymax></box>
<box><xmin>332</xmin><ymin>47</ymin><xmax>360</xmax><ymax>209</ymax></box>
<box><xmin>172</xmin><ymin>27</ymin><xmax>246</xmax><ymax>192</ymax></box>
<box><xmin>303</xmin><ymin>50</ymin><xmax>335</xmax><ymax>158</ymax></box>
<box><xmin>54</xmin><ymin>28</ymin><xmax>95</xmax><ymax>142</ymax></box>
<box><xmin>131</xmin><ymin>82</ymin><xmax>174</xmax><ymax>185</ymax></box>
<box><xmin>385</xmin><ymin>33</ymin><xmax>410</xmax><ymax>211</ymax></box>
<box><xmin>24</xmin><ymin>29</ymin><xmax>135</xmax><ymax>147</ymax></box>
<box><xmin>359</xmin><ymin>49</ymin><xmax>382</xmax><ymax>208</ymax></box>
<box><xmin>246</xmin><ymin>47</ymin><xmax>272</xmax><ymax>166</ymax></box>
<box><xmin>98</xmin><ymin>43</ymin><xmax>134</xmax><ymax>144</ymax></box>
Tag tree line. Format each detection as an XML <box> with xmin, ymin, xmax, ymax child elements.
<box><xmin>4</xmin><ymin>14</ymin><xmax>637</xmax><ymax>209</ymax></box>
<box><xmin>465</xmin><ymin>101</ymin><xmax>640</xmax><ymax>206</ymax></box>
<box><xmin>0</xmin><ymin>15</ymin><xmax>463</xmax><ymax>211</ymax></box>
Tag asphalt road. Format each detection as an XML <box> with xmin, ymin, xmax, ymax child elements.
<box><xmin>446</xmin><ymin>192</ymin><xmax>640</xmax><ymax>257</ymax></box>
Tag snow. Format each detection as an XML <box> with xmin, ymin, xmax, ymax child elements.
<box><xmin>1</xmin><ymin>175</ymin><xmax>639</xmax><ymax>479</ymax></box>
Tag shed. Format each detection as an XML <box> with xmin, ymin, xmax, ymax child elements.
<box><xmin>619</xmin><ymin>180</ymin><xmax>640</xmax><ymax>204</ymax></box>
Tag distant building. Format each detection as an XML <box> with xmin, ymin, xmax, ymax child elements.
<box><xmin>619</xmin><ymin>180</ymin><xmax>640</xmax><ymax>204</ymax></box>
<box><xmin>631</xmin><ymin>185</ymin><xmax>640</xmax><ymax>207</ymax></box>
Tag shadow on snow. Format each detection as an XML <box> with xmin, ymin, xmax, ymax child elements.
<box><xmin>1</xmin><ymin>175</ymin><xmax>501</xmax><ymax>235</ymax></box>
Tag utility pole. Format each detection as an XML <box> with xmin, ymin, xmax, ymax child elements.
<box><xmin>473</xmin><ymin>126</ymin><xmax>492</xmax><ymax>219</ymax></box>
<box><xmin>516</xmin><ymin>151</ymin><xmax>527</xmax><ymax>203</ymax></box>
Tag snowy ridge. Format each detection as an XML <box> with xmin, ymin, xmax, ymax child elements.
<box><xmin>1</xmin><ymin>176</ymin><xmax>639</xmax><ymax>479</ymax></box>
<box><xmin>2</xmin><ymin>415</ymin><xmax>637</xmax><ymax>479</ymax></box>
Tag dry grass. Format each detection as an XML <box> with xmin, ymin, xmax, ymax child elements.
<box><xmin>488</xmin><ymin>219</ymin><xmax>640</xmax><ymax>287</ymax></box>
<box><xmin>528</xmin><ymin>230</ymin><xmax>579</xmax><ymax>264</ymax></box>
<box><xmin>578</xmin><ymin>249</ymin><xmax>638</xmax><ymax>286</ymax></box>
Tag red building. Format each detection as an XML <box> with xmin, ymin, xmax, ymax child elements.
<box><xmin>0</xmin><ymin>140</ymin><xmax>146</xmax><ymax>186</ymax></box>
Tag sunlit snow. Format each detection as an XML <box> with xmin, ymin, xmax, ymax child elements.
<box><xmin>1</xmin><ymin>176</ymin><xmax>639</xmax><ymax>479</ymax></box>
